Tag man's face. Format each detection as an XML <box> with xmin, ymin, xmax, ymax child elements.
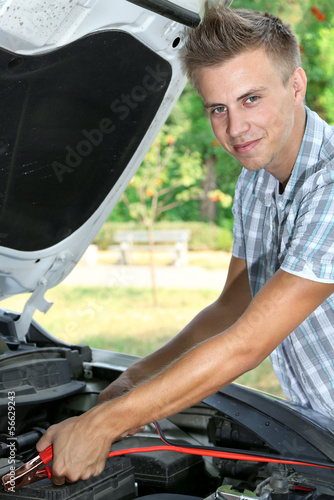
<box><xmin>197</xmin><ymin>48</ymin><xmax>302</xmax><ymax>179</ymax></box>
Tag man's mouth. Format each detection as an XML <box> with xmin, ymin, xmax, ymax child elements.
<box><xmin>233</xmin><ymin>138</ymin><xmax>262</xmax><ymax>155</ymax></box>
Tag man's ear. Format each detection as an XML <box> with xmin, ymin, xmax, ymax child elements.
<box><xmin>292</xmin><ymin>67</ymin><xmax>307</xmax><ymax>104</ymax></box>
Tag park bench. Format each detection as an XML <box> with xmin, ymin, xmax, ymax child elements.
<box><xmin>112</xmin><ymin>229</ymin><xmax>190</xmax><ymax>266</ymax></box>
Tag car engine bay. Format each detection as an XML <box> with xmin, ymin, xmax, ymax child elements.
<box><xmin>1</xmin><ymin>317</ymin><xmax>334</xmax><ymax>500</ymax></box>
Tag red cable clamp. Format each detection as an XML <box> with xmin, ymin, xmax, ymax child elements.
<box><xmin>1</xmin><ymin>446</ymin><xmax>52</xmax><ymax>492</ymax></box>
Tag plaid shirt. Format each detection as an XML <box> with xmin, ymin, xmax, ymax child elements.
<box><xmin>232</xmin><ymin>107</ymin><xmax>334</xmax><ymax>417</ymax></box>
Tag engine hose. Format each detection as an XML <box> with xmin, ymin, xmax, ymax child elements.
<box><xmin>106</xmin><ymin>421</ymin><xmax>334</xmax><ymax>470</ymax></box>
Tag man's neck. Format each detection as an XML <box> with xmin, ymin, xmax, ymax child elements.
<box><xmin>269</xmin><ymin>105</ymin><xmax>307</xmax><ymax>190</ymax></box>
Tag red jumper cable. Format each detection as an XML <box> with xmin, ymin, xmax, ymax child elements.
<box><xmin>2</xmin><ymin>421</ymin><xmax>334</xmax><ymax>492</ymax></box>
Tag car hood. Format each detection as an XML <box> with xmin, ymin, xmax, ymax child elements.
<box><xmin>0</xmin><ymin>0</ymin><xmax>213</xmax><ymax>340</ymax></box>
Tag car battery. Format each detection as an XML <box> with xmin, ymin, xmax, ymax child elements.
<box><xmin>0</xmin><ymin>456</ymin><xmax>136</xmax><ymax>500</ymax></box>
<box><xmin>113</xmin><ymin>437</ymin><xmax>205</xmax><ymax>497</ymax></box>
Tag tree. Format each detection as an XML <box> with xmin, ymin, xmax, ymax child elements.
<box><xmin>122</xmin><ymin>129</ymin><xmax>203</xmax><ymax>227</ymax></box>
<box><xmin>121</xmin><ymin>121</ymin><xmax>231</xmax><ymax>304</ymax></box>
<box><xmin>110</xmin><ymin>0</ymin><xmax>334</xmax><ymax>235</ymax></box>
<box><xmin>295</xmin><ymin>2</ymin><xmax>334</xmax><ymax>123</ymax></box>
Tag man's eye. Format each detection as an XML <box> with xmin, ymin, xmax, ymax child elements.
<box><xmin>246</xmin><ymin>96</ymin><xmax>259</xmax><ymax>104</ymax></box>
<box><xmin>212</xmin><ymin>106</ymin><xmax>226</xmax><ymax>115</ymax></box>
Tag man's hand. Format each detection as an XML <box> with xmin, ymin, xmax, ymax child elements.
<box><xmin>36</xmin><ymin>405</ymin><xmax>114</xmax><ymax>485</ymax></box>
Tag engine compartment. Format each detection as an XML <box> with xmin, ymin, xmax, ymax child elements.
<box><xmin>1</xmin><ymin>318</ymin><xmax>334</xmax><ymax>499</ymax></box>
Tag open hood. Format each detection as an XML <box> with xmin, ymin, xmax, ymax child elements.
<box><xmin>0</xmin><ymin>0</ymin><xmax>209</xmax><ymax>340</ymax></box>
<box><xmin>2</xmin><ymin>4</ymin><xmax>334</xmax><ymax>499</ymax></box>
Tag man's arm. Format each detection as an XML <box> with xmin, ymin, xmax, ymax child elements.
<box><xmin>98</xmin><ymin>255</ymin><xmax>252</xmax><ymax>403</ymax></box>
<box><xmin>37</xmin><ymin>266</ymin><xmax>334</xmax><ymax>485</ymax></box>
<box><xmin>36</xmin><ymin>256</ymin><xmax>251</xmax><ymax>482</ymax></box>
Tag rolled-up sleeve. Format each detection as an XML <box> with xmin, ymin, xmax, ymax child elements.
<box><xmin>281</xmin><ymin>175</ymin><xmax>334</xmax><ymax>283</ymax></box>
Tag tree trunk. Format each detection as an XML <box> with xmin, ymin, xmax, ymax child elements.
<box><xmin>200</xmin><ymin>155</ymin><xmax>217</xmax><ymax>222</ymax></box>
<box><xmin>147</xmin><ymin>225</ymin><xmax>158</xmax><ymax>306</ymax></box>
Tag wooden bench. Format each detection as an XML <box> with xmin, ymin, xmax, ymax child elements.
<box><xmin>111</xmin><ymin>229</ymin><xmax>190</xmax><ymax>266</ymax></box>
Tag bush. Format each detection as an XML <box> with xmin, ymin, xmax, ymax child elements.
<box><xmin>93</xmin><ymin>221</ymin><xmax>233</xmax><ymax>252</ymax></box>
<box><xmin>215</xmin><ymin>227</ymin><xmax>234</xmax><ymax>251</ymax></box>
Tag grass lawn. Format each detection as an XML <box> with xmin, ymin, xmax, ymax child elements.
<box><xmin>2</xmin><ymin>284</ymin><xmax>285</xmax><ymax>398</ymax></box>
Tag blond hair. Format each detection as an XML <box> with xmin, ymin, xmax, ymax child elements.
<box><xmin>183</xmin><ymin>6</ymin><xmax>301</xmax><ymax>89</ymax></box>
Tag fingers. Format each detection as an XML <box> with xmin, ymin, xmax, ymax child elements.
<box><xmin>35</xmin><ymin>410</ymin><xmax>113</xmax><ymax>486</ymax></box>
<box><xmin>50</xmin><ymin>439</ymin><xmax>109</xmax><ymax>485</ymax></box>
<box><xmin>36</xmin><ymin>431</ymin><xmax>53</xmax><ymax>454</ymax></box>
<box><xmin>51</xmin><ymin>456</ymin><xmax>106</xmax><ymax>485</ymax></box>
<box><xmin>34</xmin><ymin>396</ymin><xmax>145</xmax><ymax>485</ymax></box>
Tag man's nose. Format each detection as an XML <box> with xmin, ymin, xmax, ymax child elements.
<box><xmin>227</xmin><ymin>109</ymin><xmax>249</xmax><ymax>138</ymax></box>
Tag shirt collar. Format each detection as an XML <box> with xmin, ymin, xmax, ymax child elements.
<box><xmin>253</xmin><ymin>107</ymin><xmax>331</xmax><ymax>207</ymax></box>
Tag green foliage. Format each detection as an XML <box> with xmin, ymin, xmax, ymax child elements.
<box><xmin>216</xmin><ymin>227</ymin><xmax>234</xmax><ymax>252</ymax></box>
<box><xmin>295</xmin><ymin>2</ymin><xmax>334</xmax><ymax>122</ymax></box>
<box><xmin>110</xmin><ymin>0</ymin><xmax>334</xmax><ymax>227</ymax></box>
<box><xmin>119</xmin><ymin>121</ymin><xmax>205</xmax><ymax>227</ymax></box>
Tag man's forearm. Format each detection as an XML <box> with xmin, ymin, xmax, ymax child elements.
<box><xmin>115</xmin><ymin>294</ymin><xmax>248</xmax><ymax>388</ymax></box>
<box><xmin>107</xmin><ymin>321</ymin><xmax>255</xmax><ymax>436</ymax></box>
<box><xmin>99</xmin><ymin>256</ymin><xmax>251</xmax><ymax>404</ymax></box>
<box><xmin>110</xmin><ymin>270</ymin><xmax>334</xmax><ymax>432</ymax></box>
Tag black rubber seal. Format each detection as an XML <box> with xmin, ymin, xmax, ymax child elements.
<box><xmin>126</xmin><ymin>0</ymin><xmax>201</xmax><ymax>27</ymax></box>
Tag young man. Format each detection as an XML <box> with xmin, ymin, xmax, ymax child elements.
<box><xmin>37</xmin><ymin>6</ymin><xmax>334</xmax><ymax>484</ymax></box>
